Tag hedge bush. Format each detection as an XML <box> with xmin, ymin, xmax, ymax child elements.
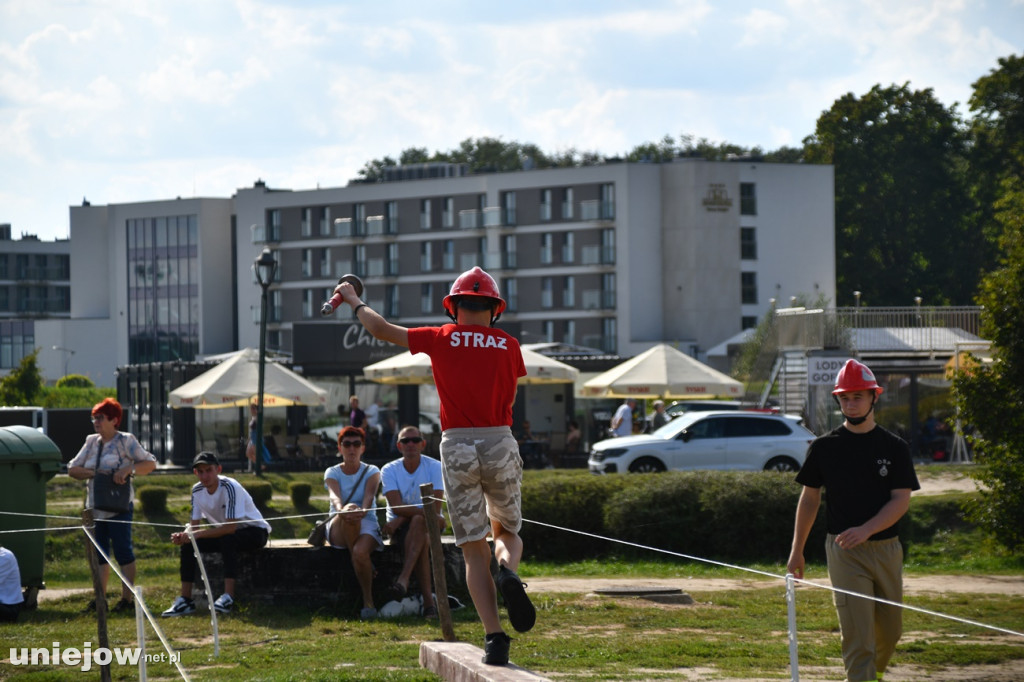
<box><xmin>136</xmin><ymin>486</ymin><xmax>172</xmax><ymax>515</ymax></box>
<box><xmin>520</xmin><ymin>472</ymin><xmax>973</xmax><ymax>564</ymax></box>
<box><xmin>525</xmin><ymin>471</ymin><xmax>821</xmax><ymax>563</ymax></box>
<box><xmin>289</xmin><ymin>482</ymin><xmax>313</xmax><ymax>508</ymax></box>
<box><xmin>241</xmin><ymin>480</ymin><xmax>274</xmax><ymax>507</ymax></box>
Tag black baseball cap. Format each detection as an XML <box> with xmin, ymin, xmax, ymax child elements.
<box><xmin>192</xmin><ymin>451</ymin><xmax>220</xmax><ymax>468</ymax></box>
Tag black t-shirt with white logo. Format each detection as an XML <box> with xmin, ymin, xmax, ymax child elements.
<box><xmin>796</xmin><ymin>425</ymin><xmax>920</xmax><ymax>539</ymax></box>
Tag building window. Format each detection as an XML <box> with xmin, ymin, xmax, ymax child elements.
<box><xmin>127</xmin><ymin>214</ymin><xmax>199</xmax><ymax>363</ymax></box>
<box><xmin>742</xmin><ymin>316</ymin><xmax>759</xmax><ymax>330</ymax></box>
<box><xmin>420</xmin><ymin>283</ymin><xmax>433</xmax><ymax>314</ymax></box>
<box><xmin>501</xmin><ymin>191</ymin><xmax>516</xmax><ymax>226</ymax></box>
<box><xmin>601</xmin><ymin>228</ymin><xmax>616</xmax><ymax>264</ymax></box>
<box><xmin>600</xmin><ymin>183</ymin><xmax>615</xmax><ymax>220</ymax></box>
<box><xmin>354</xmin><ymin>244</ymin><xmax>367</xmax><ymax>277</ymax></box>
<box><xmin>541</xmin><ymin>277</ymin><xmax>553</xmax><ymax>308</ymax></box>
<box><xmin>301</xmin><ymin>249</ymin><xmax>312</xmax><ymax>278</ymax></box>
<box><xmin>319</xmin><ymin>249</ymin><xmax>330</xmax><ymax>277</ymax></box>
<box><xmin>386</xmin><ymin>285</ymin><xmax>399</xmax><ymax>317</ymax></box>
<box><xmin>602</xmin><ymin>317</ymin><xmax>617</xmax><ymax>353</ymax></box>
<box><xmin>443</xmin><ymin>240</ymin><xmax>455</xmax><ymax>270</ymax></box>
<box><xmin>602</xmin><ymin>273</ymin><xmax>616</xmax><ymax>308</ymax></box>
<box><xmin>420</xmin><ymin>242</ymin><xmax>432</xmax><ymax>271</ymax></box>
<box><xmin>442</xmin><ymin>197</ymin><xmax>454</xmax><ymax>228</ymax></box>
<box><xmin>320</xmin><ymin>207</ymin><xmax>331</xmax><ymax>236</ymax></box>
<box><xmin>542</xmin><ymin>320</ymin><xmax>554</xmax><ymax>342</ymax></box>
<box><xmin>740</xmin><ymin>183</ymin><xmax>757</xmax><ymax>215</ymax></box>
<box><xmin>0</xmin><ymin>320</ymin><xmax>35</xmax><ymax>369</ymax></box>
<box><xmin>301</xmin><ymin>208</ymin><xmax>312</xmax><ymax>237</ymax></box>
<box><xmin>563</xmin><ymin>276</ymin><xmax>575</xmax><ymax>307</ymax></box>
<box><xmin>540</xmin><ymin>233</ymin><xmax>553</xmax><ymax>264</ymax></box>
<box><xmin>741</xmin><ymin>227</ymin><xmax>757</xmax><ymax>260</ymax></box>
<box><xmin>386</xmin><ymin>243</ymin><xmax>399</xmax><ymax>276</ymax></box>
<box><xmin>302</xmin><ymin>290</ymin><xmax>313</xmax><ymax>318</ymax></box>
<box><xmin>354</xmin><ymin>203</ymin><xmax>366</xmax><ymax>236</ymax></box>
<box><xmin>269</xmin><ymin>209</ymin><xmax>281</xmax><ymax>241</ymax></box>
<box><xmin>540</xmin><ymin>189</ymin><xmax>552</xmax><ymax>221</ymax></box>
<box><xmin>562</xmin><ymin>232</ymin><xmax>575</xmax><ymax>263</ymax></box>
<box><xmin>562</xmin><ymin>188</ymin><xmax>574</xmax><ymax>220</ymax></box>
<box><xmin>503</xmin><ymin>235</ymin><xmax>517</xmax><ymax>268</ymax></box>
<box><xmin>420</xmin><ymin>199</ymin><xmax>432</xmax><ymax>230</ymax></box>
<box><xmin>564</xmin><ymin>319</ymin><xmax>576</xmax><ymax>345</ymax></box>
<box><xmin>386</xmin><ymin>201</ymin><xmax>399</xmax><ymax>233</ymax></box>
<box><xmin>502</xmin><ymin>278</ymin><xmax>518</xmax><ymax>312</ymax></box>
<box><xmin>741</xmin><ymin>272</ymin><xmax>758</xmax><ymax>304</ymax></box>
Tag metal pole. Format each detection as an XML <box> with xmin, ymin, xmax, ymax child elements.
<box><xmin>786</xmin><ymin>574</ymin><xmax>800</xmax><ymax>681</ymax></box>
<box><xmin>255</xmin><ymin>285</ymin><xmax>268</xmax><ymax>477</ymax></box>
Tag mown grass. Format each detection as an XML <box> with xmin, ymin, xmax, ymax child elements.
<box><xmin>3</xmin><ymin>468</ymin><xmax>1022</xmax><ymax>680</ymax></box>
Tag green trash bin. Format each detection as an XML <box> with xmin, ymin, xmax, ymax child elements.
<box><xmin>0</xmin><ymin>425</ymin><xmax>63</xmax><ymax>604</ymax></box>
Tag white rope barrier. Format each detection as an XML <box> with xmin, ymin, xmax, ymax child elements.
<box><xmin>80</xmin><ymin>523</ymin><xmax>191</xmax><ymax>681</ymax></box>
<box><xmin>522</xmin><ymin>516</ymin><xmax>1024</xmax><ymax>639</ymax></box>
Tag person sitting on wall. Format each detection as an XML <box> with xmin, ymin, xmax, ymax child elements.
<box><xmin>0</xmin><ymin>545</ymin><xmax>24</xmax><ymax>623</ymax></box>
<box><xmin>162</xmin><ymin>452</ymin><xmax>270</xmax><ymax>617</ymax></box>
<box><xmin>380</xmin><ymin>425</ymin><xmax>446</xmax><ymax>619</ymax></box>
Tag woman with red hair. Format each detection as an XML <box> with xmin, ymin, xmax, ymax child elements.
<box><xmin>68</xmin><ymin>398</ymin><xmax>157</xmax><ymax>612</ymax></box>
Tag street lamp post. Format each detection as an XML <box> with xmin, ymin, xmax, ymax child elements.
<box><xmin>253</xmin><ymin>248</ymin><xmax>278</xmax><ymax>478</ymax></box>
<box><xmin>52</xmin><ymin>345</ymin><xmax>75</xmax><ymax>378</ymax></box>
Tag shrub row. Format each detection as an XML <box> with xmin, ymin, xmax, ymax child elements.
<box><xmin>522</xmin><ymin>472</ymin><xmax>973</xmax><ymax>564</ymax></box>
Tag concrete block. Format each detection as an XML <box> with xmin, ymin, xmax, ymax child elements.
<box><xmin>419</xmin><ymin>641</ymin><xmax>551</xmax><ymax>682</ymax></box>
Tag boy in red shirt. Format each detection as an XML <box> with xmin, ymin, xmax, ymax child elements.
<box><xmin>333</xmin><ymin>267</ymin><xmax>535</xmax><ymax>665</ymax></box>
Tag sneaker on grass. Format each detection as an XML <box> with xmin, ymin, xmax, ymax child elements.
<box><xmin>213</xmin><ymin>593</ymin><xmax>234</xmax><ymax>614</ymax></box>
<box><xmin>161</xmin><ymin>596</ymin><xmax>196</xmax><ymax>617</ymax></box>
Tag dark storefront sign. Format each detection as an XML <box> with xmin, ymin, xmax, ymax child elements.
<box><xmin>292</xmin><ymin>322</ymin><xmax>403</xmax><ymax>376</ymax></box>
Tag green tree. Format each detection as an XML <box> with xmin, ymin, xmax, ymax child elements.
<box><xmin>804</xmin><ymin>83</ymin><xmax>977</xmax><ymax>306</ymax></box>
<box><xmin>953</xmin><ymin>179</ymin><xmax>1024</xmax><ymax>551</ymax></box>
<box><xmin>966</xmin><ymin>54</ymin><xmax>1024</xmax><ymax>262</ymax></box>
<box><xmin>0</xmin><ymin>349</ymin><xmax>45</xmax><ymax>405</ymax></box>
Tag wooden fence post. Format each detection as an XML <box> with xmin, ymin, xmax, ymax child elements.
<box><xmin>82</xmin><ymin>509</ymin><xmax>112</xmax><ymax>682</ymax></box>
<box><xmin>419</xmin><ymin>483</ymin><xmax>456</xmax><ymax>642</ymax></box>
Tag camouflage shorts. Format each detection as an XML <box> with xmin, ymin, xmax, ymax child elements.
<box><xmin>440</xmin><ymin>426</ymin><xmax>523</xmax><ymax>545</ymax></box>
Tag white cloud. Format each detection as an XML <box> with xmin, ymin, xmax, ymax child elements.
<box><xmin>1</xmin><ymin>0</ymin><xmax>1022</xmax><ymax>240</ymax></box>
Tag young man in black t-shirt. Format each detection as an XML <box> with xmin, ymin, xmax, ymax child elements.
<box><xmin>787</xmin><ymin>359</ymin><xmax>919</xmax><ymax>682</ymax></box>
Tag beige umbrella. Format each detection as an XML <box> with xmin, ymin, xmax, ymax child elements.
<box><xmin>169</xmin><ymin>348</ymin><xmax>328</xmax><ymax>408</ymax></box>
<box><xmin>582</xmin><ymin>343</ymin><xmax>743</xmax><ymax>399</ymax></box>
<box><xmin>363</xmin><ymin>347</ymin><xmax>579</xmax><ymax>385</ymax></box>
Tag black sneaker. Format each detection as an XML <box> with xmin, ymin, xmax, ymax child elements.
<box><xmin>496</xmin><ymin>565</ymin><xmax>536</xmax><ymax>633</ymax></box>
<box><xmin>481</xmin><ymin>632</ymin><xmax>511</xmax><ymax>666</ymax></box>
<box><xmin>110</xmin><ymin>598</ymin><xmax>135</xmax><ymax>613</ymax></box>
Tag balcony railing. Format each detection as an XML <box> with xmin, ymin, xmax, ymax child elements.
<box><xmin>581</xmin><ymin>289</ymin><xmax>615</xmax><ymax>310</ymax></box>
<box><xmin>774</xmin><ymin>306</ymin><xmax>983</xmax><ymax>354</ymax></box>
<box><xmin>580</xmin><ymin>200</ymin><xmax>615</xmax><ymax>221</ymax></box>
<box><xmin>582</xmin><ymin>334</ymin><xmax>615</xmax><ymax>354</ymax></box>
<box><xmin>581</xmin><ymin>245</ymin><xmax>615</xmax><ymax>265</ymax></box>
<box><xmin>459</xmin><ymin>210</ymin><xmax>483</xmax><ymax>230</ymax></box>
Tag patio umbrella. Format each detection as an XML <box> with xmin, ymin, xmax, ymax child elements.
<box><xmin>582</xmin><ymin>343</ymin><xmax>743</xmax><ymax>399</ymax></box>
<box><xmin>363</xmin><ymin>347</ymin><xmax>579</xmax><ymax>385</ymax></box>
<box><xmin>169</xmin><ymin>348</ymin><xmax>328</xmax><ymax>408</ymax></box>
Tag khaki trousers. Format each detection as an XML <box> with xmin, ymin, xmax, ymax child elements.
<box><xmin>825</xmin><ymin>534</ymin><xmax>904</xmax><ymax>682</ymax></box>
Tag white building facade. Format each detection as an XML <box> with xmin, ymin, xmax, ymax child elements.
<box><xmin>43</xmin><ymin>158</ymin><xmax>833</xmax><ymax>386</ymax></box>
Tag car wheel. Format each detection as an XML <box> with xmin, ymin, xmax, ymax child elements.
<box><xmin>628</xmin><ymin>457</ymin><xmax>666</xmax><ymax>474</ymax></box>
<box><xmin>764</xmin><ymin>456</ymin><xmax>799</xmax><ymax>472</ymax></box>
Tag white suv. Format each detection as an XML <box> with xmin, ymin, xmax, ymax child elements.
<box><xmin>588</xmin><ymin>411</ymin><xmax>815</xmax><ymax>474</ymax></box>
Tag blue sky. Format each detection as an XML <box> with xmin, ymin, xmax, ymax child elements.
<box><xmin>2</xmin><ymin>0</ymin><xmax>1022</xmax><ymax>241</ymax></box>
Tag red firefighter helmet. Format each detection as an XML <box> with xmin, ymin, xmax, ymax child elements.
<box><xmin>832</xmin><ymin>359</ymin><xmax>884</xmax><ymax>395</ymax></box>
<box><xmin>442</xmin><ymin>267</ymin><xmax>506</xmax><ymax>318</ymax></box>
